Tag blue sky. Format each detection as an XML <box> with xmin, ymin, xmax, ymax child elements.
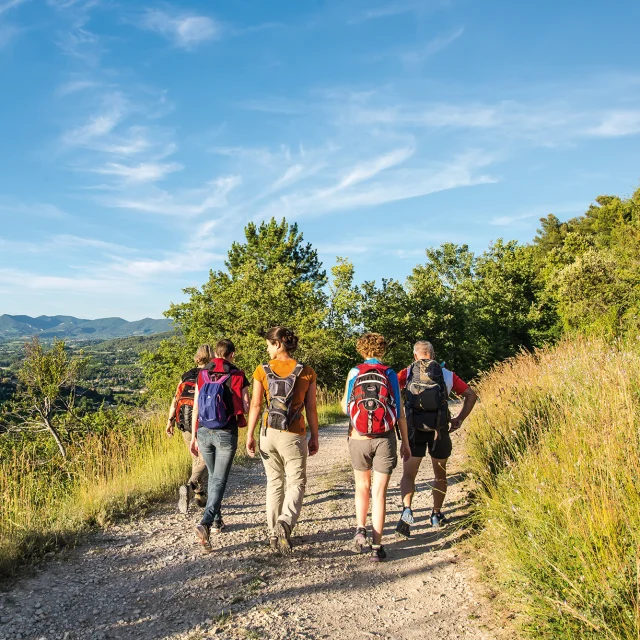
<box><xmin>1</xmin><ymin>0</ymin><xmax>639</xmax><ymax>320</ymax></box>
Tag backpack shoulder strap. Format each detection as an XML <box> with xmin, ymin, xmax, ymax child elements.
<box><xmin>262</xmin><ymin>363</ymin><xmax>275</xmax><ymax>378</ymax></box>
<box><xmin>282</xmin><ymin>362</ymin><xmax>305</xmax><ymax>401</ymax></box>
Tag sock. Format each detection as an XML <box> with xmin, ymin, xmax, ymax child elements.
<box><xmin>401</xmin><ymin>507</ymin><xmax>415</xmax><ymax>524</ymax></box>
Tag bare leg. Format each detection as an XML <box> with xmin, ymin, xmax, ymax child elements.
<box><xmin>400</xmin><ymin>456</ymin><xmax>423</xmax><ymax>508</ymax></box>
<box><xmin>371</xmin><ymin>471</ymin><xmax>391</xmax><ymax>545</ymax></box>
<box><xmin>431</xmin><ymin>457</ymin><xmax>448</xmax><ymax>512</ymax></box>
<box><xmin>353</xmin><ymin>469</ymin><xmax>371</xmax><ymax>529</ymax></box>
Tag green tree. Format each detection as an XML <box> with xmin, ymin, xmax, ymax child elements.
<box><xmin>226</xmin><ymin>218</ymin><xmax>326</xmax><ymax>288</ymax></box>
<box><xmin>7</xmin><ymin>338</ymin><xmax>87</xmax><ymax>457</ymax></box>
<box><xmin>146</xmin><ymin>219</ymin><xmax>334</xmax><ymax>397</ymax></box>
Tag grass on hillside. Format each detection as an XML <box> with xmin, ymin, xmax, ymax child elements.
<box><xmin>466</xmin><ymin>337</ymin><xmax>640</xmax><ymax>639</ymax></box>
<box><xmin>0</xmin><ymin>396</ymin><xmax>344</xmax><ymax>579</ymax></box>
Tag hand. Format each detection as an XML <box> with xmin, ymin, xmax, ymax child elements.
<box><xmin>166</xmin><ymin>421</ymin><xmax>174</xmax><ymax>437</ymax></box>
<box><xmin>246</xmin><ymin>434</ymin><xmax>256</xmax><ymax>458</ymax></box>
<box><xmin>308</xmin><ymin>435</ymin><xmax>319</xmax><ymax>457</ymax></box>
<box><xmin>189</xmin><ymin>438</ymin><xmax>199</xmax><ymax>456</ymax></box>
<box><xmin>449</xmin><ymin>416</ymin><xmax>464</xmax><ymax>432</ymax></box>
<box><xmin>400</xmin><ymin>440</ymin><xmax>411</xmax><ymax>461</ymax></box>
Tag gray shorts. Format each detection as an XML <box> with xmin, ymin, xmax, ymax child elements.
<box><xmin>348</xmin><ymin>432</ymin><xmax>398</xmax><ymax>475</ymax></box>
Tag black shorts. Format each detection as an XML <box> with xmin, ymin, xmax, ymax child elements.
<box><xmin>410</xmin><ymin>429</ymin><xmax>452</xmax><ymax>459</ymax></box>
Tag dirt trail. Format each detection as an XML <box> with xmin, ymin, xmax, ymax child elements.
<box><xmin>0</xmin><ymin>422</ymin><xmax>504</xmax><ymax>640</ymax></box>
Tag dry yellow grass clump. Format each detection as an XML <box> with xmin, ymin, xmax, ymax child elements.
<box><xmin>466</xmin><ymin>337</ymin><xmax>640</xmax><ymax>639</ymax></box>
<box><xmin>0</xmin><ymin>397</ymin><xmax>344</xmax><ymax>579</ymax></box>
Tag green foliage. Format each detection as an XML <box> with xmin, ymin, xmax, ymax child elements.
<box><xmin>3</xmin><ymin>338</ymin><xmax>88</xmax><ymax>457</ymax></box>
<box><xmin>147</xmin><ymin>218</ymin><xmax>337</xmax><ymax>399</ymax></box>
<box><xmin>226</xmin><ymin>218</ymin><xmax>326</xmax><ymax>288</ymax></box>
<box><xmin>536</xmin><ymin>187</ymin><xmax>640</xmax><ymax>336</ymax></box>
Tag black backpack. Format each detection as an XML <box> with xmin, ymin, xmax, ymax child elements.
<box><xmin>405</xmin><ymin>359</ymin><xmax>450</xmax><ymax>433</ymax></box>
<box><xmin>262</xmin><ymin>362</ymin><xmax>305</xmax><ymax>430</ymax></box>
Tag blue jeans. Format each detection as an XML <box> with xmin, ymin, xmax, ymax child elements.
<box><xmin>197</xmin><ymin>428</ymin><xmax>238</xmax><ymax>527</ymax></box>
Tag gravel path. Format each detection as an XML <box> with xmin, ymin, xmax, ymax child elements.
<box><xmin>0</xmin><ymin>421</ymin><xmax>504</xmax><ymax>640</ymax></box>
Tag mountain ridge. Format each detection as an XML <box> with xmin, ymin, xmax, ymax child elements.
<box><xmin>0</xmin><ymin>314</ymin><xmax>172</xmax><ymax>341</ymax></box>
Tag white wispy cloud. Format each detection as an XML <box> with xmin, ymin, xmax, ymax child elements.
<box><xmin>356</xmin><ymin>0</ymin><xmax>444</xmax><ymax>22</ymax></box>
<box><xmin>400</xmin><ymin>27</ymin><xmax>464</xmax><ymax>64</ymax></box>
<box><xmin>489</xmin><ymin>202</ymin><xmax>586</xmax><ymax>226</ymax></box>
<box><xmin>61</xmin><ymin>92</ymin><xmax>127</xmax><ymax>146</ymax></box>
<box><xmin>0</xmin><ymin>0</ymin><xmax>28</xmax><ymax>16</ymax></box>
<box><xmin>140</xmin><ymin>9</ymin><xmax>221</xmax><ymax>49</ymax></box>
<box><xmin>257</xmin><ymin>149</ymin><xmax>495</xmax><ymax>220</ymax></box>
<box><xmin>110</xmin><ymin>175</ymin><xmax>241</xmax><ymax>216</ymax></box>
<box><xmin>90</xmin><ymin>161</ymin><xmax>183</xmax><ymax>183</ymax></box>
<box><xmin>0</xmin><ymin>199</ymin><xmax>69</xmax><ymax>219</ymax></box>
<box><xmin>56</xmin><ymin>79</ymin><xmax>100</xmax><ymax>96</ymax></box>
<box><xmin>588</xmin><ymin>110</ymin><xmax>640</xmax><ymax>137</ymax></box>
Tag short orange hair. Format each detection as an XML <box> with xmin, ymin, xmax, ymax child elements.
<box><xmin>356</xmin><ymin>332</ymin><xmax>387</xmax><ymax>360</ymax></box>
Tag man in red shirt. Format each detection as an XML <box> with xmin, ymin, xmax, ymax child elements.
<box><xmin>396</xmin><ymin>340</ymin><xmax>477</xmax><ymax>535</ymax></box>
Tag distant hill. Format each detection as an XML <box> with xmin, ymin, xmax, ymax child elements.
<box><xmin>0</xmin><ymin>314</ymin><xmax>173</xmax><ymax>341</ymax></box>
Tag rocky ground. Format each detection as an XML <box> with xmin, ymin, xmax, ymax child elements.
<box><xmin>0</xmin><ymin>421</ymin><xmax>506</xmax><ymax>640</ymax></box>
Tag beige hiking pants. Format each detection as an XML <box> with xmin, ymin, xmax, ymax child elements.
<box><xmin>259</xmin><ymin>428</ymin><xmax>308</xmax><ymax>534</ymax></box>
<box><xmin>181</xmin><ymin>429</ymin><xmax>208</xmax><ymax>494</ymax></box>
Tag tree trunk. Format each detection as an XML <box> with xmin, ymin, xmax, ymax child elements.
<box><xmin>41</xmin><ymin>412</ymin><xmax>67</xmax><ymax>458</ymax></box>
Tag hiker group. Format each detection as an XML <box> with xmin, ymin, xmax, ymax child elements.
<box><xmin>165</xmin><ymin>328</ymin><xmax>477</xmax><ymax>562</ymax></box>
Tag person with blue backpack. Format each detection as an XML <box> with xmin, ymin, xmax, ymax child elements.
<box><xmin>342</xmin><ymin>332</ymin><xmax>411</xmax><ymax>562</ymax></box>
<box><xmin>245</xmin><ymin>327</ymin><xmax>319</xmax><ymax>556</ymax></box>
<box><xmin>190</xmin><ymin>339</ymin><xmax>250</xmax><ymax>552</ymax></box>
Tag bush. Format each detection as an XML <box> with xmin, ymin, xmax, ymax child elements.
<box><xmin>466</xmin><ymin>337</ymin><xmax>640</xmax><ymax>639</ymax></box>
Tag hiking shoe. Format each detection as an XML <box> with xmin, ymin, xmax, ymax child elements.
<box><xmin>193</xmin><ymin>493</ymin><xmax>207</xmax><ymax>509</ymax></box>
<box><xmin>195</xmin><ymin>524</ymin><xmax>212</xmax><ymax>552</ymax></box>
<box><xmin>351</xmin><ymin>527</ymin><xmax>369</xmax><ymax>554</ymax></box>
<box><xmin>396</xmin><ymin>507</ymin><xmax>414</xmax><ymax>538</ymax></box>
<box><xmin>431</xmin><ymin>511</ymin><xmax>447</xmax><ymax>528</ymax></box>
<box><xmin>396</xmin><ymin>519</ymin><xmax>411</xmax><ymax>539</ymax></box>
<box><xmin>274</xmin><ymin>520</ymin><xmax>293</xmax><ymax>556</ymax></box>
<box><xmin>178</xmin><ymin>484</ymin><xmax>193</xmax><ymax>514</ymax></box>
<box><xmin>369</xmin><ymin>545</ymin><xmax>387</xmax><ymax>562</ymax></box>
<box><xmin>269</xmin><ymin>536</ymin><xmax>278</xmax><ymax>552</ymax></box>
<box><xmin>211</xmin><ymin>519</ymin><xmax>226</xmax><ymax>534</ymax></box>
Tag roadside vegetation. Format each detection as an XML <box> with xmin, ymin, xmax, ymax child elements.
<box><xmin>1</xmin><ymin>184</ymin><xmax>639</xmax><ymax>639</ymax></box>
<box><xmin>466</xmin><ymin>337</ymin><xmax>640</xmax><ymax>639</ymax></box>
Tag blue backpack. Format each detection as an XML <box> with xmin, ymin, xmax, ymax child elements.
<box><xmin>198</xmin><ymin>371</ymin><xmax>231</xmax><ymax>429</ymax></box>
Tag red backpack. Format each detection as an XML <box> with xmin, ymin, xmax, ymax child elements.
<box><xmin>348</xmin><ymin>363</ymin><xmax>397</xmax><ymax>436</ymax></box>
<box><xmin>175</xmin><ymin>368</ymin><xmax>199</xmax><ymax>432</ymax></box>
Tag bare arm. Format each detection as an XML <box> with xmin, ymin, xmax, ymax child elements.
<box><xmin>450</xmin><ymin>387</ymin><xmax>478</xmax><ymax>431</ymax></box>
<box><xmin>397</xmin><ymin>401</ymin><xmax>411</xmax><ymax>459</ymax></box>
<box><xmin>166</xmin><ymin>384</ymin><xmax>180</xmax><ymax>436</ymax></box>
<box><xmin>305</xmin><ymin>380</ymin><xmax>319</xmax><ymax>456</ymax></box>
<box><xmin>341</xmin><ymin>376</ymin><xmax>351</xmax><ymax>415</ymax></box>
<box><xmin>189</xmin><ymin>383</ymin><xmax>200</xmax><ymax>454</ymax></box>
<box><xmin>242</xmin><ymin>386</ymin><xmax>250</xmax><ymax>415</ymax></box>
<box><xmin>245</xmin><ymin>379</ymin><xmax>264</xmax><ymax>458</ymax></box>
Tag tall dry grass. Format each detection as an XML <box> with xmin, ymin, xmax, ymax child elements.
<box><xmin>466</xmin><ymin>337</ymin><xmax>640</xmax><ymax>639</ymax></box>
<box><xmin>0</xmin><ymin>394</ymin><xmax>345</xmax><ymax>578</ymax></box>
<box><xmin>0</xmin><ymin>411</ymin><xmax>188</xmax><ymax>578</ymax></box>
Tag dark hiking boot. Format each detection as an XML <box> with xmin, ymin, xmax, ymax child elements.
<box><xmin>275</xmin><ymin>520</ymin><xmax>293</xmax><ymax>556</ymax></box>
<box><xmin>351</xmin><ymin>527</ymin><xmax>369</xmax><ymax>553</ymax></box>
<box><xmin>431</xmin><ymin>511</ymin><xmax>447</xmax><ymax>528</ymax></box>
<box><xmin>178</xmin><ymin>484</ymin><xmax>193</xmax><ymax>514</ymax></box>
<box><xmin>396</xmin><ymin>520</ymin><xmax>411</xmax><ymax>539</ymax></box>
<box><xmin>195</xmin><ymin>524</ymin><xmax>212</xmax><ymax>552</ymax></box>
<box><xmin>369</xmin><ymin>544</ymin><xmax>387</xmax><ymax>562</ymax></box>
<box><xmin>193</xmin><ymin>493</ymin><xmax>207</xmax><ymax>508</ymax></box>
<box><xmin>211</xmin><ymin>519</ymin><xmax>226</xmax><ymax>534</ymax></box>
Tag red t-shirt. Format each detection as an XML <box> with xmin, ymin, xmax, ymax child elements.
<box><xmin>398</xmin><ymin>365</ymin><xmax>469</xmax><ymax>396</ymax></box>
